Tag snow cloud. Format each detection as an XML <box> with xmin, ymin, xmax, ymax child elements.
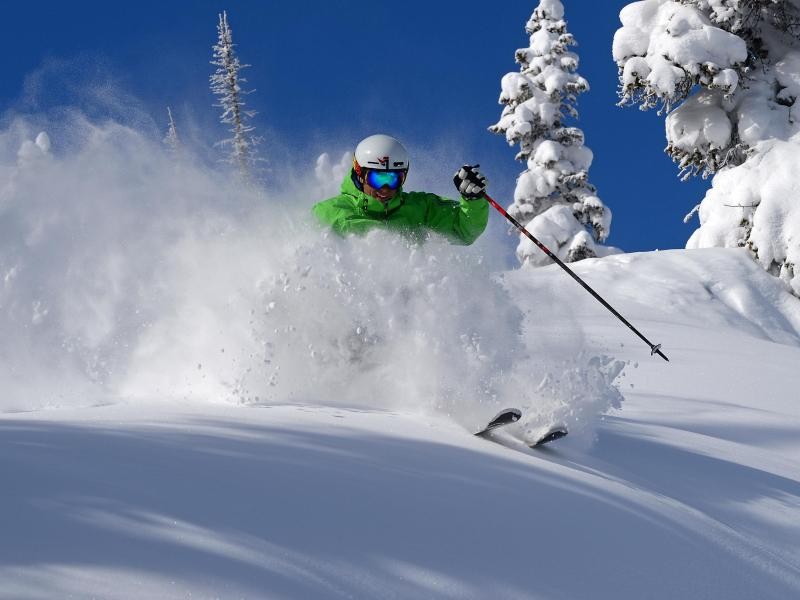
<box><xmin>0</xmin><ymin>76</ymin><xmax>625</xmax><ymax>443</ymax></box>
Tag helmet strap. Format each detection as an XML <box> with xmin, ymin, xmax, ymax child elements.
<box><xmin>351</xmin><ymin>168</ymin><xmax>364</xmax><ymax>191</ymax></box>
<box><xmin>352</xmin><ymin>157</ymin><xmax>366</xmax><ymax>191</ymax></box>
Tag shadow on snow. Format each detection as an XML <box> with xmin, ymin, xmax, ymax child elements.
<box><xmin>1</xmin><ymin>413</ymin><xmax>799</xmax><ymax>599</ymax></box>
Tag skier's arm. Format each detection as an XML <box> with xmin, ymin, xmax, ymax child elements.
<box><xmin>312</xmin><ymin>196</ymin><xmax>376</xmax><ymax>237</ymax></box>
<box><xmin>417</xmin><ymin>164</ymin><xmax>490</xmax><ymax>245</ymax></box>
<box><xmin>419</xmin><ymin>193</ymin><xmax>489</xmax><ymax>245</ymax></box>
<box><xmin>312</xmin><ymin>197</ymin><xmax>352</xmax><ymax>236</ymax></box>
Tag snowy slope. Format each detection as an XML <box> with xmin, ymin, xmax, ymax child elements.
<box><xmin>2</xmin><ymin>247</ymin><xmax>800</xmax><ymax>599</ymax></box>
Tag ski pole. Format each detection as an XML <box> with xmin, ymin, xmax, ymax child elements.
<box><xmin>484</xmin><ymin>193</ymin><xmax>669</xmax><ymax>362</ymax></box>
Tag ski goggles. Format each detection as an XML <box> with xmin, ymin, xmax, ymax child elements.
<box><xmin>365</xmin><ymin>169</ymin><xmax>406</xmax><ymax>190</ymax></box>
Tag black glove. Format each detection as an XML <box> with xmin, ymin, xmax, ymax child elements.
<box><xmin>453</xmin><ymin>164</ymin><xmax>488</xmax><ymax>200</ymax></box>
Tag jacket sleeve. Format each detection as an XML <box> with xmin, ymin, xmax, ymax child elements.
<box><xmin>419</xmin><ymin>193</ymin><xmax>489</xmax><ymax>245</ymax></box>
<box><xmin>312</xmin><ymin>196</ymin><xmax>353</xmax><ymax>236</ymax></box>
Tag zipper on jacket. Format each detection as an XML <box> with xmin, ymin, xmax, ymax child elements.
<box><xmin>361</xmin><ymin>197</ymin><xmax>405</xmax><ymax>220</ymax></box>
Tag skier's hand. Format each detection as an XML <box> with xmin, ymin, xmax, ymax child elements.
<box><xmin>453</xmin><ymin>164</ymin><xmax>487</xmax><ymax>200</ymax></box>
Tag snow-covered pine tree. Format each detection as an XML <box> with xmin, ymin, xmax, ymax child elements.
<box><xmin>163</xmin><ymin>106</ymin><xmax>180</xmax><ymax>155</ymax></box>
<box><xmin>614</xmin><ymin>0</ymin><xmax>800</xmax><ymax>295</ymax></box>
<box><xmin>210</xmin><ymin>11</ymin><xmax>261</xmax><ymax>180</ymax></box>
<box><xmin>490</xmin><ymin>0</ymin><xmax>613</xmax><ymax>266</ymax></box>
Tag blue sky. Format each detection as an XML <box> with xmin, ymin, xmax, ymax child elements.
<box><xmin>2</xmin><ymin>0</ymin><xmax>711</xmax><ymax>253</ymax></box>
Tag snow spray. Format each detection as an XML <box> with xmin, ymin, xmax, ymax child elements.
<box><xmin>0</xmin><ymin>111</ymin><xmax>625</xmax><ymax>442</ymax></box>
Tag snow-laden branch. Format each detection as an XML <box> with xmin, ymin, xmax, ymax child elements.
<box><xmin>616</xmin><ymin>0</ymin><xmax>800</xmax><ymax>294</ymax></box>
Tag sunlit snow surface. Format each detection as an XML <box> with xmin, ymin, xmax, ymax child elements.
<box><xmin>1</xmin><ymin>118</ymin><xmax>800</xmax><ymax>598</ymax></box>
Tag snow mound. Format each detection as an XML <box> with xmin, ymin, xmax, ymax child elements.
<box><xmin>506</xmin><ymin>247</ymin><xmax>800</xmax><ymax>349</ymax></box>
<box><xmin>688</xmin><ymin>137</ymin><xmax>800</xmax><ymax>296</ymax></box>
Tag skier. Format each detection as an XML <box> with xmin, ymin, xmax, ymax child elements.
<box><xmin>313</xmin><ymin>134</ymin><xmax>489</xmax><ymax>245</ymax></box>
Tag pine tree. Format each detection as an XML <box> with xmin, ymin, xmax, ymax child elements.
<box><xmin>163</xmin><ymin>106</ymin><xmax>180</xmax><ymax>155</ymax></box>
<box><xmin>490</xmin><ymin>0</ymin><xmax>613</xmax><ymax>266</ymax></box>
<box><xmin>210</xmin><ymin>11</ymin><xmax>261</xmax><ymax>180</ymax></box>
<box><xmin>614</xmin><ymin>0</ymin><xmax>800</xmax><ymax>294</ymax></box>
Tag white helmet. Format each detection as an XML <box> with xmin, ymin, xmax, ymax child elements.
<box><xmin>353</xmin><ymin>134</ymin><xmax>409</xmax><ymax>173</ymax></box>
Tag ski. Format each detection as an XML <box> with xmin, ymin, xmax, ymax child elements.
<box><xmin>474</xmin><ymin>408</ymin><xmax>522</xmax><ymax>436</ymax></box>
<box><xmin>475</xmin><ymin>409</ymin><xmax>568</xmax><ymax>448</ymax></box>
<box><xmin>530</xmin><ymin>426</ymin><xmax>568</xmax><ymax>448</ymax></box>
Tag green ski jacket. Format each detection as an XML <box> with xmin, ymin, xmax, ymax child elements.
<box><xmin>312</xmin><ymin>173</ymin><xmax>489</xmax><ymax>245</ymax></box>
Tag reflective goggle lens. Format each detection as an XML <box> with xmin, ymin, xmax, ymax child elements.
<box><xmin>366</xmin><ymin>169</ymin><xmax>405</xmax><ymax>190</ymax></box>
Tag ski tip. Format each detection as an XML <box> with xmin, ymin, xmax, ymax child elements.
<box><xmin>486</xmin><ymin>408</ymin><xmax>521</xmax><ymax>425</ymax></box>
<box><xmin>530</xmin><ymin>428</ymin><xmax>568</xmax><ymax>448</ymax></box>
<box><xmin>474</xmin><ymin>408</ymin><xmax>522</xmax><ymax>436</ymax></box>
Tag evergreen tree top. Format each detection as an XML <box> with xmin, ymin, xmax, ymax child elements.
<box><xmin>490</xmin><ymin>0</ymin><xmax>613</xmax><ymax>265</ymax></box>
<box><xmin>530</xmin><ymin>0</ymin><xmax>565</xmax><ymax>24</ymax></box>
